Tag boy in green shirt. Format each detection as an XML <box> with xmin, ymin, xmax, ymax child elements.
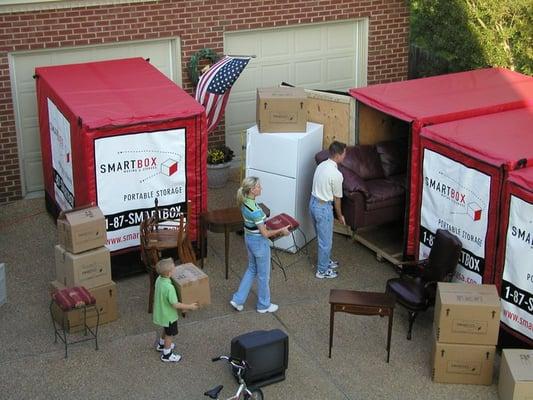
<box><xmin>153</xmin><ymin>258</ymin><xmax>198</xmax><ymax>363</ymax></box>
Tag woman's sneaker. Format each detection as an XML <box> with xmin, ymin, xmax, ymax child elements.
<box><xmin>230</xmin><ymin>300</ymin><xmax>244</xmax><ymax>312</ymax></box>
<box><xmin>155</xmin><ymin>342</ymin><xmax>175</xmax><ymax>352</ymax></box>
<box><xmin>161</xmin><ymin>352</ymin><xmax>182</xmax><ymax>363</ymax></box>
<box><xmin>257</xmin><ymin>303</ymin><xmax>279</xmax><ymax>313</ymax></box>
<box><xmin>328</xmin><ymin>260</ymin><xmax>340</xmax><ymax>269</ymax></box>
<box><xmin>315</xmin><ymin>269</ymin><xmax>338</xmax><ymax>279</ymax></box>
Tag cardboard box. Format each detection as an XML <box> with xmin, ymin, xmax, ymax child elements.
<box><xmin>171</xmin><ymin>262</ymin><xmax>211</xmax><ymax>307</ymax></box>
<box><xmin>50</xmin><ymin>280</ymin><xmax>118</xmax><ymax>333</ymax></box>
<box><xmin>57</xmin><ymin>205</ymin><xmax>107</xmax><ymax>254</ymax></box>
<box><xmin>432</xmin><ymin>340</ymin><xmax>495</xmax><ymax>385</ymax></box>
<box><xmin>434</xmin><ymin>282</ymin><xmax>500</xmax><ymax>345</ymax></box>
<box><xmin>256</xmin><ymin>87</ymin><xmax>307</xmax><ymax>133</ymax></box>
<box><xmin>498</xmin><ymin>349</ymin><xmax>533</xmax><ymax>400</ymax></box>
<box><xmin>55</xmin><ymin>245</ymin><xmax>112</xmax><ymax>289</ymax></box>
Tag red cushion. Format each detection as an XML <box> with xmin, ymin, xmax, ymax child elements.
<box><xmin>265</xmin><ymin>213</ymin><xmax>300</xmax><ymax>232</ymax></box>
<box><xmin>53</xmin><ymin>286</ymin><xmax>96</xmax><ymax>311</ymax></box>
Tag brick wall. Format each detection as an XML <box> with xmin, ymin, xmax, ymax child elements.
<box><xmin>0</xmin><ymin>0</ymin><xmax>409</xmax><ymax>203</ymax></box>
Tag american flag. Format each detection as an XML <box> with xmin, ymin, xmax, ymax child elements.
<box><xmin>195</xmin><ymin>55</ymin><xmax>251</xmax><ymax>134</ymax></box>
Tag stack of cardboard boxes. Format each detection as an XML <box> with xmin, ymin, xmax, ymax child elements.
<box><xmin>49</xmin><ymin>206</ymin><xmax>118</xmax><ymax>333</ymax></box>
<box><xmin>432</xmin><ymin>282</ymin><xmax>501</xmax><ymax>385</ymax></box>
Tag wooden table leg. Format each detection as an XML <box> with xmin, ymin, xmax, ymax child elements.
<box><xmin>386</xmin><ymin>308</ymin><xmax>394</xmax><ymax>363</ymax></box>
<box><xmin>224</xmin><ymin>224</ymin><xmax>229</xmax><ymax>280</ymax></box>
<box><xmin>329</xmin><ymin>304</ymin><xmax>335</xmax><ymax>358</ymax></box>
<box><xmin>200</xmin><ymin>217</ymin><xmax>205</xmax><ymax>269</ymax></box>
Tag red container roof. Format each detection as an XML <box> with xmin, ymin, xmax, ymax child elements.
<box><xmin>420</xmin><ymin>107</ymin><xmax>533</xmax><ymax>170</ymax></box>
<box><xmin>508</xmin><ymin>166</ymin><xmax>533</xmax><ymax>192</ymax></box>
<box><xmin>35</xmin><ymin>57</ymin><xmax>204</xmax><ymax>130</ymax></box>
<box><xmin>350</xmin><ymin>68</ymin><xmax>533</xmax><ymax>125</ymax></box>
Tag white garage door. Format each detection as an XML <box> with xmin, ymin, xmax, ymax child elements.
<box><xmin>9</xmin><ymin>38</ymin><xmax>181</xmax><ymax>197</ymax></box>
<box><xmin>224</xmin><ymin>19</ymin><xmax>368</xmax><ymax>158</ymax></box>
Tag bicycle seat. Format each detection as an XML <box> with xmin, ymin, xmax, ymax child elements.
<box><xmin>204</xmin><ymin>385</ymin><xmax>223</xmax><ymax>399</ymax></box>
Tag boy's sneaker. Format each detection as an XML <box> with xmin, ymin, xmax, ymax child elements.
<box><xmin>257</xmin><ymin>303</ymin><xmax>279</xmax><ymax>313</ymax></box>
<box><xmin>328</xmin><ymin>260</ymin><xmax>340</xmax><ymax>269</ymax></box>
<box><xmin>230</xmin><ymin>300</ymin><xmax>243</xmax><ymax>312</ymax></box>
<box><xmin>315</xmin><ymin>269</ymin><xmax>338</xmax><ymax>279</ymax></box>
<box><xmin>155</xmin><ymin>342</ymin><xmax>175</xmax><ymax>352</ymax></box>
<box><xmin>161</xmin><ymin>352</ymin><xmax>182</xmax><ymax>363</ymax></box>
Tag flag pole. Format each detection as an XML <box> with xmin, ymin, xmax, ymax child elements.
<box><xmin>225</xmin><ymin>54</ymin><xmax>257</xmax><ymax>58</ymax></box>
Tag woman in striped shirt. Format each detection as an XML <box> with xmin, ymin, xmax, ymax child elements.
<box><xmin>230</xmin><ymin>176</ymin><xmax>290</xmax><ymax>313</ymax></box>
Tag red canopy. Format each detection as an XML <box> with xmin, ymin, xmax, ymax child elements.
<box><xmin>35</xmin><ymin>57</ymin><xmax>204</xmax><ymax>129</ymax></box>
<box><xmin>420</xmin><ymin>107</ymin><xmax>533</xmax><ymax>171</ymax></box>
<box><xmin>507</xmin><ymin>164</ymin><xmax>533</xmax><ymax>189</ymax></box>
<box><xmin>350</xmin><ymin>68</ymin><xmax>533</xmax><ymax>124</ymax></box>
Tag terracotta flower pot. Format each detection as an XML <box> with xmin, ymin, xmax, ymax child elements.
<box><xmin>207</xmin><ymin>162</ymin><xmax>231</xmax><ymax>188</ymax></box>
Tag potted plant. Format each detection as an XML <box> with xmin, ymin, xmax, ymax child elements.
<box><xmin>207</xmin><ymin>144</ymin><xmax>235</xmax><ymax>188</ymax></box>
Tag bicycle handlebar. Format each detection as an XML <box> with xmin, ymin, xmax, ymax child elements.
<box><xmin>211</xmin><ymin>355</ymin><xmax>249</xmax><ymax>369</ymax></box>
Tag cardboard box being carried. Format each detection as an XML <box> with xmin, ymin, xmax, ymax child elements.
<box><xmin>256</xmin><ymin>87</ymin><xmax>307</xmax><ymax>133</ymax></box>
<box><xmin>57</xmin><ymin>205</ymin><xmax>107</xmax><ymax>254</ymax></box>
<box><xmin>434</xmin><ymin>282</ymin><xmax>500</xmax><ymax>345</ymax></box>
<box><xmin>50</xmin><ymin>280</ymin><xmax>118</xmax><ymax>333</ymax></box>
<box><xmin>498</xmin><ymin>349</ymin><xmax>533</xmax><ymax>400</ymax></box>
<box><xmin>55</xmin><ymin>245</ymin><xmax>112</xmax><ymax>289</ymax></box>
<box><xmin>431</xmin><ymin>340</ymin><xmax>495</xmax><ymax>385</ymax></box>
<box><xmin>171</xmin><ymin>262</ymin><xmax>210</xmax><ymax>307</ymax></box>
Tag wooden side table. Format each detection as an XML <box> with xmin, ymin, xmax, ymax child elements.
<box><xmin>328</xmin><ymin>289</ymin><xmax>395</xmax><ymax>362</ymax></box>
<box><xmin>200</xmin><ymin>204</ymin><xmax>270</xmax><ymax>279</ymax></box>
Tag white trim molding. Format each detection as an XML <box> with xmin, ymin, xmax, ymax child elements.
<box><xmin>0</xmin><ymin>0</ymin><xmax>155</xmax><ymax>14</ymax></box>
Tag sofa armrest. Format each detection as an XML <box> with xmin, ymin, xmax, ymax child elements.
<box><xmin>339</xmin><ymin>165</ymin><xmax>369</xmax><ymax>196</ymax></box>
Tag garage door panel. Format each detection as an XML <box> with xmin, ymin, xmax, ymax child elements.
<box><xmin>295</xmin><ymin>28</ymin><xmax>322</xmax><ymax>53</ymax></box>
<box><xmin>226</xmin><ymin>99</ymin><xmax>256</xmax><ymax>126</ymax></box>
<box><xmin>261</xmin><ymin>31</ymin><xmax>291</xmax><ymax>57</ymax></box>
<box><xmin>327</xmin><ymin>56</ymin><xmax>355</xmax><ymax>82</ymax></box>
<box><xmin>261</xmin><ymin>64</ymin><xmax>291</xmax><ymax>86</ymax></box>
<box><xmin>327</xmin><ymin>25</ymin><xmax>356</xmax><ymax>50</ymax></box>
<box><xmin>24</xmin><ymin>158</ymin><xmax>44</xmax><ymax>192</ymax></box>
<box><xmin>225</xmin><ymin>20</ymin><xmax>368</xmax><ymax>161</ymax></box>
<box><xmin>11</xmin><ymin>38</ymin><xmax>180</xmax><ymax>197</ymax></box>
<box><xmin>294</xmin><ymin>60</ymin><xmax>322</xmax><ymax>86</ymax></box>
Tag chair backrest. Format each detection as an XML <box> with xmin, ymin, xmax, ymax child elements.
<box><xmin>423</xmin><ymin>229</ymin><xmax>462</xmax><ymax>283</ymax></box>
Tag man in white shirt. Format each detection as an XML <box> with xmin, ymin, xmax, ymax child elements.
<box><xmin>309</xmin><ymin>141</ymin><xmax>346</xmax><ymax>279</ymax></box>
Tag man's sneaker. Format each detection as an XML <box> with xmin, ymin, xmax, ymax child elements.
<box><xmin>230</xmin><ymin>300</ymin><xmax>243</xmax><ymax>312</ymax></box>
<box><xmin>257</xmin><ymin>303</ymin><xmax>279</xmax><ymax>313</ymax></box>
<box><xmin>161</xmin><ymin>352</ymin><xmax>182</xmax><ymax>363</ymax></box>
<box><xmin>155</xmin><ymin>342</ymin><xmax>175</xmax><ymax>352</ymax></box>
<box><xmin>315</xmin><ymin>269</ymin><xmax>338</xmax><ymax>279</ymax></box>
<box><xmin>328</xmin><ymin>260</ymin><xmax>340</xmax><ymax>269</ymax></box>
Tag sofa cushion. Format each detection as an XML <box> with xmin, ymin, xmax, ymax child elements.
<box><xmin>365</xmin><ymin>179</ymin><xmax>405</xmax><ymax>203</ymax></box>
<box><xmin>342</xmin><ymin>145</ymin><xmax>385</xmax><ymax>180</ymax></box>
<box><xmin>375</xmin><ymin>140</ymin><xmax>407</xmax><ymax>177</ymax></box>
<box><xmin>385</xmin><ymin>173</ymin><xmax>407</xmax><ymax>189</ymax></box>
<box><xmin>339</xmin><ymin>165</ymin><xmax>369</xmax><ymax>196</ymax></box>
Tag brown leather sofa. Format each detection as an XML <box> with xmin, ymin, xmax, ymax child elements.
<box><xmin>315</xmin><ymin>140</ymin><xmax>407</xmax><ymax>231</ymax></box>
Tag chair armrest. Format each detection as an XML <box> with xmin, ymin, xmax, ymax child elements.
<box><xmin>338</xmin><ymin>165</ymin><xmax>369</xmax><ymax>196</ymax></box>
<box><xmin>396</xmin><ymin>259</ymin><xmax>428</xmax><ymax>276</ymax></box>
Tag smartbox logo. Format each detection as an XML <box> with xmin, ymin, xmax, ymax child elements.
<box><xmin>99</xmin><ymin>151</ymin><xmax>182</xmax><ymax>183</ymax></box>
<box><xmin>511</xmin><ymin>225</ymin><xmax>533</xmax><ymax>248</ymax></box>
<box><xmin>424</xmin><ymin>173</ymin><xmax>484</xmax><ymax>221</ymax></box>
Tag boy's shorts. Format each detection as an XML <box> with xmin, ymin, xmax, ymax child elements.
<box><xmin>164</xmin><ymin>320</ymin><xmax>178</xmax><ymax>336</ymax></box>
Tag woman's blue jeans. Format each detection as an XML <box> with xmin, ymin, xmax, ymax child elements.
<box><xmin>231</xmin><ymin>233</ymin><xmax>272</xmax><ymax>311</ymax></box>
<box><xmin>309</xmin><ymin>195</ymin><xmax>333</xmax><ymax>274</ymax></box>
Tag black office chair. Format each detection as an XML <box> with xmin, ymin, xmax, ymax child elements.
<box><xmin>385</xmin><ymin>229</ymin><xmax>462</xmax><ymax>340</ymax></box>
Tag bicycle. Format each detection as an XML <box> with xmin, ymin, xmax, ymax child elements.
<box><xmin>204</xmin><ymin>355</ymin><xmax>264</xmax><ymax>400</ymax></box>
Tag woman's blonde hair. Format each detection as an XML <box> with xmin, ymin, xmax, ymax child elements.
<box><xmin>155</xmin><ymin>257</ymin><xmax>175</xmax><ymax>275</ymax></box>
<box><xmin>236</xmin><ymin>176</ymin><xmax>260</xmax><ymax>205</ymax></box>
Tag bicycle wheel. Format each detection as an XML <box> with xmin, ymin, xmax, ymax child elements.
<box><xmin>245</xmin><ymin>388</ymin><xmax>264</xmax><ymax>400</ymax></box>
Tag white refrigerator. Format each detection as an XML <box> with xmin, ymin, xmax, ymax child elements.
<box><xmin>246</xmin><ymin>122</ymin><xmax>324</xmax><ymax>252</ymax></box>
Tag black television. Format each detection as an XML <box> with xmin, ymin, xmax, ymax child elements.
<box><xmin>230</xmin><ymin>329</ymin><xmax>289</xmax><ymax>388</ymax></box>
